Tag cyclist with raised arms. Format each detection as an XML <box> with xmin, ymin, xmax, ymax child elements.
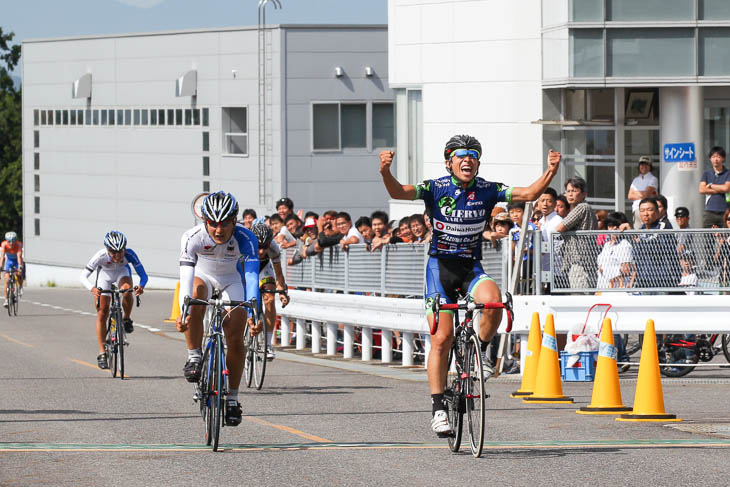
<box><xmin>80</xmin><ymin>231</ymin><xmax>147</xmax><ymax>369</ymax></box>
<box><xmin>379</xmin><ymin>135</ymin><xmax>561</xmax><ymax>436</ymax></box>
<box><xmin>251</xmin><ymin>222</ymin><xmax>290</xmax><ymax>360</ymax></box>
<box><xmin>176</xmin><ymin>191</ymin><xmax>261</xmax><ymax>426</ymax></box>
<box><xmin>1</xmin><ymin>232</ymin><xmax>23</xmax><ymax>308</ymax></box>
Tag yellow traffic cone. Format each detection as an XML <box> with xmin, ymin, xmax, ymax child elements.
<box><xmin>577</xmin><ymin>318</ymin><xmax>631</xmax><ymax>414</ymax></box>
<box><xmin>523</xmin><ymin>313</ymin><xmax>574</xmax><ymax>404</ymax></box>
<box><xmin>164</xmin><ymin>281</ymin><xmax>181</xmax><ymax>323</ymax></box>
<box><xmin>617</xmin><ymin>319</ymin><xmax>681</xmax><ymax>422</ymax></box>
<box><xmin>511</xmin><ymin>312</ymin><xmax>541</xmax><ymax>398</ymax></box>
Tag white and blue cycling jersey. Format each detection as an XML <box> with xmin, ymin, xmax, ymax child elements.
<box><xmin>80</xmin><ymin>248</ymin><xmax>149</xmax><ymax>290</ymax></box>
<box><xmin>178</xmin><ymin>223</ymin><xmax>260</xmax><ymax>314</ymax></box>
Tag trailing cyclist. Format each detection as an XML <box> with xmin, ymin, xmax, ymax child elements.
<box><xmin>176</xmin><ymin>191</ymin><xmax>261</xmax><ymax>426</ymax></box>
<box><xmin>379</xmin><ymin>135</ymin><xmax>561</xmax><ymax>436</ymax></box>
<box><xmin>251</xmin><ymin>222</ymin><xmax>290</xmax><ymax>360</ymax></box>
<box><xmin>80</xmin><ymin>231</ymin><xmax>148</xmax><ymax>369</ymax></box>
<box><xmin>1</xmin><ymin>232</ymin><xmax>23</xmax><ymax>308</ymax></box>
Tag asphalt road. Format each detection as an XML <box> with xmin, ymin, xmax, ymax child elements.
<box><xmin>2</xmin><ymin>288</ymin><xmax>730</xmax><ymax>486</ymax></box>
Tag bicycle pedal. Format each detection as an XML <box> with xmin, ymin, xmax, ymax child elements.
<box><xmin>436</xmin><ymin>431</ymin><xmax>455</xmax><ymax>439</ymax></box>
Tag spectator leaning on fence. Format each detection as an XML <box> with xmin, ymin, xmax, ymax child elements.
<box><xmin>556</xmin><ymin>177</ymin><xmax>598</xmax><ymax>289</ymax></box>
<box><xmin>555</xmin><ymin>194</ymin><xmax>569</xmax><ymax>218</ymax></box>
<box><xmin>370</xmin><ymin>211</ymin><xmax>391</xmax><ymax>251</ymax></box>
<box><xmin>276</xmin><ymin>197</ymin><xmax>295</xmax><ymax>221</ymax></box>
<box><xmin>355</xmin><ymin>216</ymin><xmax>374</xmax><ymax>245</ymax></box>
<box><xmin>628</xmin><ymin>156</ymin><xmax>658</xmax><ymax>228</ymax></box>
<box><xmin>634</xmin><ymin>197</ymin><xmax>681</xmax><ymax>289</ymax></box>
<box><xmin>596</xmin><ymin>212</ymin><xmax>635</xmax><ymax>290</ymax></box>
<box><xmin>336</xmin><ymin>212</ymin><xmax>364</xmax><ymax>251</ymax></box>
<box><xmin>409</xmin><ymin>213</ymin><xmax>431</xmax><ymax>243</ymax></box>
<box><xmin>394</xmin><ymin>217</ymin><xmax>413</xmax><ymax>243</ymax></box>
<box><xmin>699</xmin><ymin>146</ymin><xmax>730</xmax><ymax>228</ymax></box>
<box><xmin>536</xmin><ymin>187</ymin><xmax>563</xmax><ymax>289</ymax></box>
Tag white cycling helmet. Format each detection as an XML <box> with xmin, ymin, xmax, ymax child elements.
<box><xmin>104</xmin><ymin>231</ymin><xmax>127</xmax><ymax>252</ymax></box>
<box><xmin>201</xmin><ymin>191</ymin><xmax>239</xmax><ymax>223</ymax></box>
<box><xmin>5</xmin><ymin>232</ymin><xmax>17</xmax><ymax>243</ymax></box>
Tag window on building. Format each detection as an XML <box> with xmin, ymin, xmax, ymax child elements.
<box><xmin>101</xmin><ymin>109</ymin><xmax>108</xmax><ymax>125</ymax></box>
<box><xmin>34</xmin><ymin>153</ymin><xmax>39</xmax><ymax>170</ymax></box>
<box><xmin>55</xmin><ymin>110</ymin><xmax>61</xmax><ymax>125</ymax></box>
<box><xmin>158</xmin><ymin>109</ymin><xmax>166</xmax><ymax>125</ymax></box>
<box><xmin>133</xmin><ymin>109</ymin><xmax>140</xmax><ymax>125</ymax></box>
<box><xmin>203</xmin><ymin>132</ymin><xmax>210</xmax><ymax>152</ymax></box>
<box><xmin>41</xmin><ymin>111</ymin><xmax>47</xmax><ymax>125</ymax></box>
<box><xmin>117</xmin><ymin>109</ymin><xmax>123</xmax><ymax>126</ymax></box>
<box><xmin>85</xmin><ymin>109</ymin><xmax>92</xmax><ymax>125</ymax></box>
<box><xmin>203</xmin><ymin>181</ymin><xmax>210</xmax><ymax>192</ymax></box>
<box><xmin>34</xmin><ymin>174</ymin><xmax>40</xmax><ymax>192</ymax></box>
<box><xmin>78</xmin><ymin>109</ymin><xmax>84</xmax><ymax>125</ymax></box>
<box><xmin>124</xmin><ymin>109</ymin><xmax>131</xmax><ymax>126</ymax></box>
<box><xmin>108</xmin><ymin>109</ymin><xmax>115</xmax><ymax>126</ymax></box>
<box><xmin>701</xmin><ymin>0</ymin><xmax>730</xmax><ymax>19</ymax></box>
<box><xmin>93</xmin><ymin>109</ymin><xmax>99</xmax><ymax>125</ymax></box>
<box><xmin>202</xmin><ymin>108</ymin><xmax>209</xmax><ymax>127</ymax></box>
<box><xmin>141</xmin><ymin>109</ymin><xmax>148</xmax><ymax>125</ymax></box>
<box><xmin>312</xmin><ymin>103</ymin><xmax>340</xmax><ymax>150</ymax></box>
<box><xmin>34</xmin><ymin>110</ymin><xmax>39</xmax><ymax>126</ymax></box>
<box><xmin>62</xmin><ymin>110</ymin><xmax>69</xmax><ymax>125</ymax></box>
<box><xmin>185</xmin><ymin>109</ymin><xmax>192</xmax><ymax>126</ymax></box>
<box><xmin>341</xmin><ymin>104</ymin><xmax>366</xmax><ymax>148</ymax></box>
<box><xmin>34</xmin><ymin>197</ymin><xmax>40</xmax><ymax>214</ymax></box>
<box><xmin>34</xmin><ymin>219</ymin><xmax>40</xmax><ymax>236</ymax></box>
<box><xmin>47</xmin><ymin>110</ymin><xmax>53</xmax><ymax>126</ymax></box>
<box><xmin>34</xmin><ymin>131</ymin><xmax>39</xmax><ymax>149</ymax></box>
<box><xmin>193</xmin><ymin>108</ymin><xmax>201</xmax><ymax>125</ymax></box>
<box><xmin>167</xmin><ymin>109</ymin><xmax>174</xmax><ymax>126</ymax></box>
<box><xmin>373</xmin><ymin>103</ymin><xmax>395</xmax><ymax>148</ymax></box>
<box><xmin>176</xmin><ymin>109</ymin><xmax>183</xmax><ymax>126</ymax></box>
<box><xmin>151</xmin><ymin>109</ymin><xmax>157</xmax><ymax>125</ymax></box>
<box><xmin>222</xmin><ymin>107</ymin><xmax>247</xmax><ymax>155</ymax></box>
<box><xmin>70</xmin><ymin>110</ymin><xmax>77</xmax><ymax>125</ymax></box>
<box><xmin>203</xmin><ymin>156</ymin><xmax>210</xmax><ymax>176</ymax></box>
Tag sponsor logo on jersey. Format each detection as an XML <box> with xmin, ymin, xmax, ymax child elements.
<box><xmin>204</xmin><ymin>246</ymin><xmax>212</xmax><ymax>250</ymax></box>
<box><xmin>438</xmin><ymin>196</ymin><xmax>457</xmax><ymax>216</ymax></box>
<box><xmin>466</xmin><ymin>200</ymin><xmax>484</xmax><ymax>207</ymax></box>
<box><xmin>440</xmin><ymin>208</ymin><xmax>487</xmax><ymax>221</ymax></box>
<box><xmin>433</xmin><ymin>219</ymin><xmax>486</xmax><ymax>236</ymax></box>
<box><xmin>467</xmin><ymin>192</ymin><xmax>475</xmax><ymax>200</ymax></box>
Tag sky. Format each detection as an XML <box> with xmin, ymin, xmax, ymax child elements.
<box><xmin>2</xmin><ymin>0</ymin><xmax>388</xmax><ymax>76</ymax></box>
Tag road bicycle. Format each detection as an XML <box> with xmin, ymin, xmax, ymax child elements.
<box><xmin>5</xmin><ymin>267</ymin><xmax>21</xmax><ymax>317</ymax></box>
<box><xmin>244</xmin><ymin>288</ymin><xmax>288</xmax><ymax>390</ymax></box>
<box><xmin>182</xmin><ymin>292</ymin><xmax>260</xmax><ymax>451</ymax></box>
<box><xmin>658</xmin><ymin>333</ymin><xmax>730</xmax><ymax>378</ymax></box>
<box><xmin>97</xmin><ymin>285</ymin><xmax>139</xmax><ymax>379</ymax></box>
<box><xmin>431</xmin><ymin>292</ymin><xmax>514</xmax><ymax>458</ymax></box>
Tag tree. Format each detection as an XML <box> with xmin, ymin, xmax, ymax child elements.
<box><xmin>0</xmin><ymin>27</ymin><xmax>22</xmax><ymax>237</ymax></box>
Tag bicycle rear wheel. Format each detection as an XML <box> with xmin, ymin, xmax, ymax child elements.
<box><xmin>253</xmin><ymin>311</ymin><xmax>267</xmax><ymax>390</ymax></box>
<box><xmin>108</xmin><ymin>317</ymin><xmax>118</xmax><ymax>378</ymax></box>
<box><xmin>445</xmin><ymin>346</ymin><xmax>463</xmax><ymax>453</ymax></box>
<box><xmin>211</xmin><ymin>335</ymin><xmax>223</xmax><ymax>451</ymax></box>
<box><xmin>465</xmin><ymin>335</ymin><xmax>485</xmax><ymax>458</ymax></box>
<box><xmin>243</xmin><ymin>325</ymin><xmax>254</xmax><ymax>388</ymax></box>
<box><xmin>116</xmin><ymin>311</ymin><xmax>125</xmax><ymax>380</ymax></box>
<box><xmin>659</xmin><ymin>341</ymin><xmax>698</xmax><ymax>378</ymax></box>
<box><xmin>721</xmin><ymin>335</ymin><xmax>730</xmax><ymax>363</ymax></box>
<box><xmin>10</xmin><ymin>278</ymin><xmax>18</xmax><ymax>316</ymax></box>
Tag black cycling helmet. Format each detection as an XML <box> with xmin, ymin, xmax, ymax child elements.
<box><xmin>201</xmin><ymin>191</ymin><xmax>239</xmax><ymax>222</ymax></box>
<box><xmin>252</xmin><ymin>222</ymin><xmax>274</xmax><ymax>247</ymax></box>
<box><xmin>443</xmin><ymin>134</ymin><xmax>482</xmax><ymax>161</ymax></box>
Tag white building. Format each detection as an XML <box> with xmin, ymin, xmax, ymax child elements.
<box><xmin>388</xmin><ymin>0</ymin><xmax>730</xmax><ymax>227</ymax></box>
<box><xmin>22</xmin><ymin>25</ymin><xmax>394</xmax><ymax>283</ymax></box>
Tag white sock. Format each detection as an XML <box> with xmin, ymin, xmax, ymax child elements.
<box><xmin>187</xmin><ymin>349</ymin><xmax>202</xmax><ymax>361</ymax></box>
<box><xmin>267</xmin><ymin>332</ymin><xmax>273</xmax><ymax>347</ymax></box>
<box><xmin>228</xmin><ymin>389</ymin><xmax>238</xmax><ymax>403</ymax></box>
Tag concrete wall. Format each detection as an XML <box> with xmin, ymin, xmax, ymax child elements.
<box><xmin>388</xmin><ymin>0</ymin><xmax>545</xmax><ymax>189</ymax></box>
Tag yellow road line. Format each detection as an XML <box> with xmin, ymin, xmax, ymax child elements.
<box><xmin>245</xmin><ymin>416</ymin><xmax>332</xmax><ymax>443</ymax></box>
<box><xmin>0</xmin><ymin>333</ymin><xmax>33</xmax><ymax>348</ymax></box>
<box><xmin>68</xmin><ymin>358</ymin><xmax>131</xmax><ymax>378</ymax></box>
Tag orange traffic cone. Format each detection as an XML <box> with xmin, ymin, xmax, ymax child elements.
<box><xmin>511</xmin><ymin>312</ymin><xmax>541</xmax><ymax>398</ymax></box>
<box><xmin>617</xmin><ymin>319</ymin><xmax>681</xmax><ymax>422</ymax></box>
<box><xmin>523</xmin><ymin>313</ymin><xmax>573</xmax><ymax>404</ymax></box>
<box><xmin>577</xmin><ymin>318</ymin><xmax>631</xmax><ymax>414</ymax></box>
<box><xmin>164</xmin><ymin>281</ymin><xmax>181</xmax><ymax>323</ymax></box>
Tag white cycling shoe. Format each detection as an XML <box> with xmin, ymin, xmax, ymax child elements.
<box><xmin>266</xmin><ymin>347</ymin><xmax>276</xmax><ymax>361</ymax></box>
<box><xmin>431</xmin><ymin>410</ymin><xmax>453</xmax><ymax>436</ymax></box>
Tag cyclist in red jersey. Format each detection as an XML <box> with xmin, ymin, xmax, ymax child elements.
<box><xmin>1</xmin><ymin>232</ymin><xmax>24</xmax><ymax>308</ymax></box>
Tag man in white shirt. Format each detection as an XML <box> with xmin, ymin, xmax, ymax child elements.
<box><xmin>628</xmin><ymin>156</ymin><xmax>658</xmax><ymax>228</ymax></box>
<box><xmin>536</xmin><ymin>188</ymin><xmax>563</xmax><ymax>293</ymax></box>
<box><xmin>335</xmin><ymin>212</ymin><xmax>364</xmax><ymax>251</ymax></box>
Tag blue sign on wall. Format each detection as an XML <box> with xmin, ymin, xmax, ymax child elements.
<box><xmin>664</xmin><ymin>143</ymin><xmax>695</xmax><ymax>163</ymax></box>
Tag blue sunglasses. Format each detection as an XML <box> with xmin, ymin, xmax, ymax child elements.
<box><xmin>449</xmin><ymin>148</ymin><xmax>480</xmax><ymax>160</ymax></box>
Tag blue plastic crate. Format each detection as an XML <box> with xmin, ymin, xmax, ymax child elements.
<box><xmin>559</xmin><ymin>350</ymin><xmax>598</xmax><ymax>382</ymax></box>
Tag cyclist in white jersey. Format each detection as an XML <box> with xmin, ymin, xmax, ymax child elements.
<box><xmin>251</xmin><ymin>222</ymin><xmax>290</xmax><ymax>359</ymax></box>
<box><xmin>176</xmin><ymin>191</ymin><xmax>261</xmax><ymax>426</ymax></box>
<box><xmin>80</xmin><ymin>231</ymin><xmax>147</xmax><ymax>369</ymax></box>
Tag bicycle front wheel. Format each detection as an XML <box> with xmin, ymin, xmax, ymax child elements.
<box><xmin>465</xmin><ymin>335</ymin><xmax>485</xmax><ymax>458</ymax></box>
<box><xmin>6</xmin><ymin>281</ymin><xmax>14</xmax><ymax>317</ymax></box>
<box><xmin>200</xmin><ymin>347</ymin><xmax>213</xmax><ymax>446</ymax></box>
<box><xmin>10</xmin><ymin>279</ymin><xmax>18</xmax><ymax>316</ymax></box>
<box><xmin>211</xmin><ymin>335</ymin><xmax>223</xmax><ymax>451</ymax></box>
<box><xmin>243</xmin><ymin>325</ymin><xmax>254</xmax><ymax>388</ymax></box>
<box><xmin>659</xmin><ymin>343</ymin><xmax>698</xmax><ymax>378</ymax></box>
<box><xmin>116</xmin><ymin>312</ymin><xmax>125</xmax><ymax>380</ymax></box>
<box><xmin>253</xmin><ymin>312</ymin><xmax>267</xmax><ymax>390</ymax></box>
<box><xmin>108</xmin><ymin>317</ymin><xmax>118</xmax><ymax>378</ymax></box>
<box><xmin>721</xmin><ymin>335</ymin><xmax>730</xmax><ymax>363</ymax></box>
<box><xmin>445</xmin><ymin>346</ymin><xmax>463</xmax><ymax>453</ymax></box>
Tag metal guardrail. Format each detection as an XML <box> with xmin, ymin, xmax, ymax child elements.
<box><xmin>283</xmin><ymin>241</ymin><xmax>507</xmax><ymax>297</ymax></box>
